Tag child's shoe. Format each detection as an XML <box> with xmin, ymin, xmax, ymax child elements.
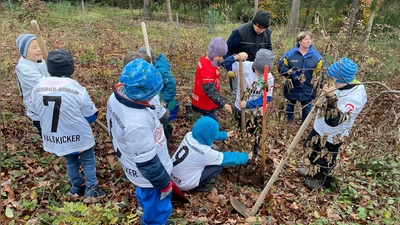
<box><xmin>83</xmin><ymin>184</ymin><xmax>106</xmax><ymax>203</ymax></box>
<box><xmin>69</xmin><ymin>180</ymin><xmax>85</xmax><ymax>197</ymax></box>
<box><xmin>69</xmin><ymin>185</ymin><xmax>85</xmax><ymax>197</ymax></box>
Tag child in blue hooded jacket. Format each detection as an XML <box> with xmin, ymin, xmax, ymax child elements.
<box><xmin>171</xmin><ymin>116</ymin><xmax>249</xmax><ymax>192</ymax></box>
<box><xmin>138</xmin><ymin>46</ymin><xmax>177</xmax><ymax>109</ymax></box>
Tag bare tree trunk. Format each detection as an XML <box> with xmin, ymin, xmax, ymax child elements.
<box><xmin>301</xmin><ymin>6</ymin><xmax>310</xmax><ymax>30</ymax></box>
<box><xmin>348</xmin><ymin>0</ymin><xmax>359</xmax><ymax>38</ymax></box>
<box><xmin>198</xmin><ymin>0</ymin><xmax>202</xmax><ymax>23</ymax></box>
<box><xmin>363</xmin><ymin>10</ymin><xmax>375</xmax><ymax>44</ymax></box>
<box><xmin>129</xmin><ymin>0</ymin><xmax>134</xmax><ymax>21</ymax></box>
<box><xmin>165</xmin><ymin>0</ymin><xmax>173</xmax><ymax>22</ymax></box>
<box><xmin>288</xmin><ymin>0</ymin><xmax>300</xmax><ymax>35</ymax></box>
<box><xmin>253</xmin><ymin>0</ymin><xmax>259</xmax><ymax>17</ymax></box>
<box><xmin>144</xmin><ymin>0</ymin><xmax>151</xmax><ymax>21</ymax></box>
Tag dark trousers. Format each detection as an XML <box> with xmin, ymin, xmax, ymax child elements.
<box><xmin>286</xmin><ymin>99</ymin><xmax>312</xmax><ymax>123</ymax></box>
<box><xmin>198</xmin><ymin>165</ymin><xmax>223</xmax><ymax>187</ymax></box>
<box><xmin>191</xmin><ymin>105</ymin><xmax>219</xmax><ymax>123</ymax></box>
<box><xmin>304</xmin><ymin>128</ymin><xmax>341</xmax><ymax>187</ymax></box>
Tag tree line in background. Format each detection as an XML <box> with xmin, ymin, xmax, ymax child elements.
<box><xmin>8</xmin><ymin>0</ymin><xmax>400</xmax><ymax>36</ymax></box>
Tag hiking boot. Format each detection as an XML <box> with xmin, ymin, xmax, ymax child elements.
<box><xmin>189</xmin><ymin>182</ymin><xmax>215</xmax><ymax>192</ymax></box>
<box><xmin>83</xmin><ymin>184</ymin><xmax>106</xmax><ymax>202</ymax></box>
<box><xmin>297</xmin><ymin>168</ymin><xmax>307</xmax><ymax>176</ymax></box>
<box><xmin>305</xmin><ymin>179</ymin><xmax>325</xmax><ymax>189</ymax></box>
<box><xmin>136</xmin><ymin>203</ymin><xmax>144</xmax><ymax>216</ymax></box>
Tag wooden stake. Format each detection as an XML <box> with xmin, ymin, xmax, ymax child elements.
<box><xmin>30</xmin><ymin>20</ymin><xmax>48</xmax><ymax>61</ymax></box>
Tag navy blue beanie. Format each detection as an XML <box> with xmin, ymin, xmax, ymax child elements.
<box><xmin>192</xmin><ymin>116</ymin><xmax>219</xmax><ymax>146</ymax></box>
<box><xmin>47</xmin><ymin>49</ymin><xmax>75</xmax><ymax>77</ymax></box>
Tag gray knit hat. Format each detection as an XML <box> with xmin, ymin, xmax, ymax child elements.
<box><xmin>253</xmin><ymin>49</ymin><xmax>275</xmax><ymax>74</ymax></box>
<box><xmin>16</xmin><ymin>34</ymin><xmax>36</xmax><ymax>57</ymax></box>
<box><xmin>138</xmin><ymin>46</ymin><xmax>155</xmax><ymax>63</ymax></box>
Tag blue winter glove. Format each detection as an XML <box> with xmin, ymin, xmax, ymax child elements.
<box><xmin>160</xmin><ymin>180</ymin><xmax>173</xmax><ymax>200</ymax></box>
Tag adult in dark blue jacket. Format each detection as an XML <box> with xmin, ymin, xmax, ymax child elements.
<box><xmin>278</xmin><ymin>31</ymin><xmax>325</xmax><ymax>123</ymax></box>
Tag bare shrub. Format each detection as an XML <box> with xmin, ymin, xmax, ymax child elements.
<box><xmin>18</xmin><ymin>0</ymin><xmax>48</xmax><ymax>22</ymax></box>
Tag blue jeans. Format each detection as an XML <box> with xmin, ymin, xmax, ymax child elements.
<box><xmin>33</xmin><ymin>120</ymin><xmax>42</xmax><ymax>137</ymax></box>
<box><xmin>63</xmin><ymin>147</ymin><xmax>98</xmax><ymax>188</ymax></box>
<box><xmin>136</xmin><ymin>186</ymin><xmax>172</xmax><ymax>225</ymax></box>
<box><xmin>286</xmin><ymin>99</ymin><xmax>312</xmax><ymax>123</ymax></box>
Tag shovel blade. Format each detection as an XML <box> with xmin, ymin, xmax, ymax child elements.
<box><xmin>230</xmin><ymin>196</ymin><xmax>249</xmax><ymax>218</ymax></box>
<box><xmin>171</xmin><ymin>182</ymin><xmax>190</xmax><ymax>203</ymax></box>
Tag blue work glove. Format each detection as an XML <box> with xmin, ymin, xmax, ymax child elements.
<box><xmin>160</xmin><ymin>180</ymin><xmax>173</xmax><ymax>200</ymax></box>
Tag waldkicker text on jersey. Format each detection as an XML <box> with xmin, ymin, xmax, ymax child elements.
<box><xmin>121</xmin><ymin>164</ymin><xmax>139</xmax><ymax>177</ymax></box>
<box><xmin>42</xmin><ymin>134</ymin><xmax>81</xmax><ymax>144</ymax></box>
<box><xmin>171</xmin><ymin>173</ymin><xmax>182</xmax><ymax>185</ymax></box>
<box><xmin>33</xmin><ymin>87</ymin><xmax>80</xmax><ymax>95</ymax></box>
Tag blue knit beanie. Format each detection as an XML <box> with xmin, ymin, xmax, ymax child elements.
<box><xmin>192</xmin><ymin>116</ymin><xmax>219</xmax><ymax>146</ymax></box>
<box><xmin>327</xmin><ymin>58</ymin><xmax>358</xmax><ymax>83</ymax></box>
<box><xmin>207</xmin><ymin>37</ymin><xmax>228</xmax><ymax>59</ymax></box>
<box><xmin>16</xmin><ymin>34</ymin><xmax>36</xmax><ymax>57</ymax></box>
<box><xmin>119</xmin><ymin>58</ymin><xmax>163</xmax><ymax>102</ymax></box>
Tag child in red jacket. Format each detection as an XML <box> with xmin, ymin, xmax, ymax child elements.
<box><xmin>191</xmin><ymin>37</ymin><xmax>232</xmax><ymax>123</ymax></box>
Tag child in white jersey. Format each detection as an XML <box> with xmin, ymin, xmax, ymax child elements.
<box><xmin>125</xmin><ymin>50</ymin><xmax>174</xmax><ymax>143</ymax></box>
<box><xmin>297</xmin><ymin>58</ymin><xmax>367</xmax><ymax>189</ymax></box>
<box><xmin>106</xmin><ymin>58</ymin><xmax>173</xmax><ymax>225</ymax></box>
<box><xmin>233</xmin><ymin>49</ymin><xmax>275</xmax><ymax>156</ymax></box>
<box><xmin>15</xmin><ymin>34</ymin><xmax>50</xmax><ymax>135</ymax></box>
<box><xmin>123</xmin><ymin>51</ymin><xmax>170</xmax><ymax>124</ymax></box>
<box><xmin>171</xmin><ymin>116</ymin><xmax>249</xmax><ymax>192</ymax></box>
<box><xmin>29</xmin><ymin>49</ymin><xmax>105</xmax><ymax>201</ymax></box>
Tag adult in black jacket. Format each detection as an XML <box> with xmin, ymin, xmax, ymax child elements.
<box><xmin>225</xmin><ymin>10</ymin><xmax>272</xmax><ymax>92</ymax></box>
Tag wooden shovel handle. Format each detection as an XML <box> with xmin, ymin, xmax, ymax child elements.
<box><xmin>141</xmin><ymin>22</ymin><xmax>152</xmax><ymax>63</ymax></box>
<box><xmin>260</xmin><ymin>65</ymin><xmax>268</xmax><ymax>183</ymax></box>
<box><xmin>249</xmin><ymin>91</ymin><xmax>326</xmax><ymax>216</ymax></box>
<box><xmin>31</xmin><ymin>20</ymin><xmax>48</xmax><ymax>61</ymax></box>
<box><xmin>239</xmin><ymin>60</ymin><xmax>245</xmax><ymax>130</ymax></box>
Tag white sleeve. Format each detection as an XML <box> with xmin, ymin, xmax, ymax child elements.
<box><xmin>80</xmin><ymin>89</ymin><xmax>97</xmax><ymax>117</ymax></box>
<box><xmin>267</xmin><ymin>73</ymin><xmax>275</xmax><ymax>98</ymax></box>
<box><xmin>204</xmin><ymin>149</ymin><xmax>224</xmax><ymax>166</ymax></box>
<box><xmin>149</xmin><ymin>95</ymin><xmax>166</xmax><ymax>120</ymax></box>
